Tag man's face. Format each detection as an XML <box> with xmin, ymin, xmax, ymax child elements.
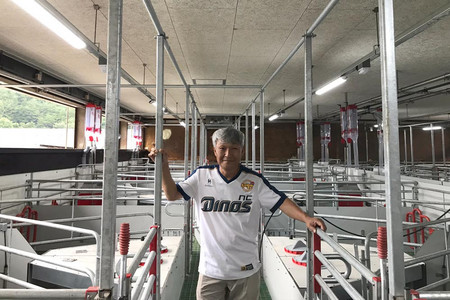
<box><xmin>213</xmin><ymin>141</ymin><xmax>243</xmax><ymax>170</ymax></box>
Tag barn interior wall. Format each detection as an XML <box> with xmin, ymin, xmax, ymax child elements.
<box><xmin>141</xmin><ymin>122</ymin><xmax>448</xmax><ymax>165</ymax></box>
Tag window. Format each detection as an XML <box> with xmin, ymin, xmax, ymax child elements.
<box><xmin>0</xmin><ymin>88</ymin><xmax>75</xmax><ymax>148</ymax></box>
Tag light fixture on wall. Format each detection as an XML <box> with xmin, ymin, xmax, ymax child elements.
<box><xmin>356</xmin><ymin>59</ymin><xmax>371</xmax><ymax>75</ymax></box>
<box><xmin>12</xmin><ymin>0</ymin><xmax>86</xmax><ymax>49</ymax></box>
<box><xmin>315</xmin><ymin>77</ymin><xmax>347</xmax><ymax>95</ymax></box>
<box><xmin>422</xmin><ymin>126</ymin><xmax>442</xmax><ymax>131</ymax></box>
<box><xmin>179</xmin><ymin>120</ymin><xmax>186</xmax><ymax>127</ymax></box>
<box><xmin>268</xmin><ymin>113</ymin><xmax>279</xmax><ymax>121</ymax></box>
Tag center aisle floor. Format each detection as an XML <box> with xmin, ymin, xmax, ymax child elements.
<box><xmin>179</xmin><ymin>239</ymin><xmax>272</xmax><ymax>299</ymax></box>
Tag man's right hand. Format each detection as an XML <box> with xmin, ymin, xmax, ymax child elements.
<box><xmin>148</xmin><ymin>148</ymin><xmax>168</xmax><ymax>164</ymax></box>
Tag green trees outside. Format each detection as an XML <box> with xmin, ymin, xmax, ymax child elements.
<box><xmin>0</xmin><ymin>88</ymin><xmax>75</xmax><ymax>128</ymax></box>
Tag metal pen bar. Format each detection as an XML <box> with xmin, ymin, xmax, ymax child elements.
<box><xmin>0</xmin><ymin>273</ymin><xmax>44</xmax><ymax>289</ymax></box>
<box><xmin>314</xmin><ymin>251</ymin><xmax>364</xmax><ymax>300</ymax></box>
<box><xmin>317</xmin><ymin>214</ymin><xmax>386</xmax><ymax>224</ymax></box>
<box><xmin>293</xmin><ymin>229</ymin><xmax>422</xmax><ymax>248</ymax></box>
<box><xmin>0</xmin><ymin>289</ymin><xmax>86</xmax><ymax>299</ymax></box>
<box><xmin>30</xmin><ymin>229</ymin><xmax>154</xmax><ymax>247</ymax></box>
<box><xmin>417</xmin><ymin>277</ymin><xmax>450</xmax><ymax>292</ymax></box>
<box><xmin>411</xmin><ymin>291</ymin><xmax>450</xmax><ymax>299</ymax></box>
<box><xmin>139</xmin><ymin>274</ymin><xmax>156</xmax><ymax>300</ymax></box>
<box><xmin>0</xmin><ymin>245</ymin><xmax>94</xmax><ymax>285</ymax></box>
<box><xmin>131</xmin><ymin>251</ymin><xmax>156</xmax><ymax>300</ymax></box>
<box><xmin>126</xmin><ymin>227</ymin><xmax>157</xmax><ymax>280</ymax></box>
<box><xmin>314</xmin><ymin>274</ymin><xmax>339</xmax><ymax>300</ymax></box>
<box><xmin>404</xmin><ymin>249</ymin><xmax>450</xmax><ymax>267</ymax></box>
<box><xmin>316</xmin><ymin>228</ymin><xmax>378</xmax><ymax>283</ymax></box>
<box><xmin>12</xmin><ymin>212</ymin><xmax>153</xmax><ymax>227</ymax></box>
<box><xmin>403</xmin><ymin>217</ymin><xmax>450</xmax><ymax>229</ymax></box>
<box><xmin>0</xmin><ymin>213</ymin><xmax>100</xmax><ymax>240</ymax></box>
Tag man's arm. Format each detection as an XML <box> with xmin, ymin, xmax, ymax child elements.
<box><xmin>149</xmin><ymin>148</ymin><xmax>183</xmax><ymax>200</ymax></box>
<box><xmin>279</xmin><ymin>198</ymin><xmax>326</xmax><ymax>233</ymax></box>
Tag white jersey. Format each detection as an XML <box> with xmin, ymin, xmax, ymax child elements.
<box><xmin>176</xmin><ymin>164</ymin><xmax>287</xmax><ymax>280</ymax></box>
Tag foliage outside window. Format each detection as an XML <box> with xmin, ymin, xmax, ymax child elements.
<box><xmin>0</xmin><ymin>88</ymin><xmax>75</xmax><ymax>148</ymax></box>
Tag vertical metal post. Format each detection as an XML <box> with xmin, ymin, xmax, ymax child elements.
<box><xmin>237</xmin><ymin>117</ymin><xmax>241</xmax><ymax>131</ymax></box>
<box><xmin>304</xmin><ymin>33</ymin><xmax>315</xmax><ymax>300</ymax></box>
<box><xmin>204</xmin><ymin>122</ymin><xmax>208</xmax><ymax>164</ymax></box>
<box><xmin>403</xmin><ymin>129</ymin><xmax>408</xmax><ymax>165</ymax></box>
<box><xmin>260</xmin><ymin>91</ymin><xmax>265</xmax><ymax>174</ymax></box>
<box><xmin>99</xmin><ymin>0</ymin><xmax>122</xmax><ymax>295</ymax></box>
<box><xmin>200</xmin><ymin>121</ymin><xmax>205</xmax><ymax>165</ymax></box>
<box><xmin>193</xmin><ymin>109</ymin><xmax>198</xmax><ymax>169</ymax></box>
<box><xmin>252</xmin><ymin>102</ymin><xmax>256</xmax><ymax>170</ymax></box>
<box><xmin>378</xmin><ymin>0</ymin><xmax>405</xmax><ymax>297</ymax></box>
<box><xmin>409</xmin><ymin>126</ymin><xmax>414</xmax><ymax>166</ymax></box>
<box><xmin>442</xmin><ymin>128</ymin><xmax>446</xmax><ymax>166</ymax></box>
<box><xmin>184</xmin><ymin>89</ymin><xmax>190</xmax><ymax>276</ymax></box>
<box><xmin>245</xmin><ymin>110</ymin><xmax>249</xmax><ymax>167</ymax></box>
<box><xmin>430</xmin><ymin>124</ymin><xmax>436</xmax><ymax>166</ymax></box>
<box><xmin>365</xmin><ymin>125</ymin><xmax>369</xmax><ymax>163</ymax></box>
<box><xmin>190</xmin><ymin>103</ymin><xmax>195</xmax><ymax>172</ymax></box>
<box><xmin>153</xmin><ymin>34</ymin><xmax>165</xmax><ymax>300</ymax></box>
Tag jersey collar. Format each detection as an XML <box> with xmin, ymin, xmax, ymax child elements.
<box><xmin>216</xmin><ymin>164</ymin><xmax>243</xmax><ymax>184</ymax></box>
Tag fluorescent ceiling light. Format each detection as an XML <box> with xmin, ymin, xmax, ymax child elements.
<box><xmin>268</xmin><ymin>114</ymin><xmax>279</xmax><ymax>121</ymax></box>
<box><xmin>423</xmin><ymin>126</ymin><xmax>442</xmax><ymax>131</ymax></box>
<box><xmin>373</xmin><ymin>124</ymin><xmax>379</xmax><ymax>128</ymax></box>
<box><xmin>316</xmin><ymin>77</ymin><xmax>347</xmax><ymax>95</ymax></box>
<box><xmin>193</xmin><ymin>79</ymin><xmax>225</xmax><ymax>85</ymax></box>
<box><xmin>12</xmin><ymin>0</ymin><xmax>86</xmax><ymax>49</ymax></box>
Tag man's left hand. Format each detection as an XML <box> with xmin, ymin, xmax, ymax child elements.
<box><xmin>305</xmin><ymin>217</ymin><xmax>326</xmax><ymax>233</ymax></box>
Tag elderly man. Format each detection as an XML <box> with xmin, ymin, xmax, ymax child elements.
<box><xmin>149</xmin><ymin>127</ymin><xmax>325</xmax><ymax>300</ymax></box>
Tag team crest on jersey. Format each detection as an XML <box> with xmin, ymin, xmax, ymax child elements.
<box><xmin>241</xmin><ymin>180</ymin><xmax>254</xmax><ymax>192</ymax></box>
<box><xmin>205</xmin><ymin>178</ymin><xmax>213</xmax><ymax>187</ymax></box>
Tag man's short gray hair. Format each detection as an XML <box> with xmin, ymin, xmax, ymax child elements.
<box><xmin>212</xmin><ymin>127</ymin><xmax>245</xmax><ymax>147</ymax></box>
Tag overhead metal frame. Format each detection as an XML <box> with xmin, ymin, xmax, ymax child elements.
<box><xmin>275</xmin><ymin>3</ymin><xmax>450</xmax><ymax>121</ymax></box>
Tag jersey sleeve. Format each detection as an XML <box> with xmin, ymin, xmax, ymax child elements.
<box><xmin>258</xmin><ymin>176</ymin><xmax>287</xmax><ymax>213</ymax></box>
<box><xmin>176</xmin><ymin>169</ymin><xmax>199</xmax><ymax>200</ymax></box>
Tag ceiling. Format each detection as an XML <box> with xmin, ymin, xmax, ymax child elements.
<box><xmin>0</xmin><ymin>0</ymin><xmax>449</xmax><ymax>125</ymax></box>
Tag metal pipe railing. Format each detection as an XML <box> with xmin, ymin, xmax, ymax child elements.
<box><xmin>126</xmin><ymin>227</ymin><xmax>157</xmax><ymax>276</ymax></box>
<box><xmin>315</xmin><ymin>251</ymin><xmax>364</xmax><ymax>300</ymax></box>
<box><xmin>0</xmin><ymin>245</ymin><xmax>95</xmax><ymax>285</ymax></box>
<box><xmin>314</xmin><ymin>274</ymin><xmax>339</xmax><ymax>300</ymax></box>
<box><xmin>139</xmin><ymin>274</ymin><xmax>156</xmax><ymax>300</ymax></box>
<box><xmin>12</xmin><ymin>212</ymin><xmax>153</xmax><ymax>228</ymax></box>
<box><xmin>0</xmin><ymin>213</ymin><xmax>100</xmax><ymax>284</ymax></box>
<box><xmin>411</xmin><ymin>291</ymin><xmax>450</xmax><ymax>299</ymax></box>
<box><xmin>0</xmin><ymin>273</ymin><xmax>44</xmax><ymax>289</ymax></box>
<box><xmin>0</xmin><ymin>289</ymin><xmax>86</xmax><ymax>299</ymax></box>
<box><xmin>404</xmin><ymin>249</ymin><xmax>450</xmax><ymax>267</ymax></box>
<box><xmin>315</xmin><ymin>228</ymin><xmax>379</xmax><ymax>284</ymax></box>
<box><xmin>131</xmin><ymin>251</ymin><xmax>156</xmax><ymax>300</ymax></box>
